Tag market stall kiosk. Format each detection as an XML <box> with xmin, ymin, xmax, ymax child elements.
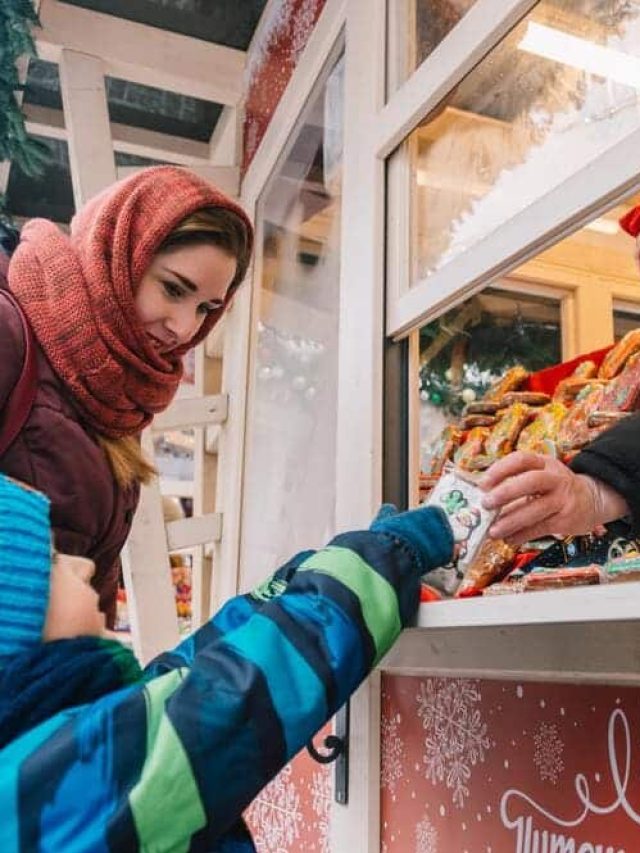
<box><xmin>219</xmin><ymin>1</ymin><xmax>640</xmax><ymax>849</ymax></box>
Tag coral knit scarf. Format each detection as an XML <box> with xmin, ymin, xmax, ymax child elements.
<box><xmin>7</xmin><ymin>166</ymin><xmax>253</xmax><ymax>438</ymax></box>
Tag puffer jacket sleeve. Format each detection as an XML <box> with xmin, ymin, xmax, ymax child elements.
<box><xmin>1</xmin><ymin>515</ymin><xmax>452</xmax><ymax>852</ymax></box>
<box><xmin>0</xmin><ymin>286</ymin><xmax>24</xmax><ymax>414</ymax></box>
<box><xmin>570</xmin><ymin>412</ymin><xmax>640</xmax><ymax>533</ymax></box>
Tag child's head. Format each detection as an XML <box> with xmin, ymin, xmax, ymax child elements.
<box><xmin>0</xmin><ymin>475</ymin><xmax>105</xmax><ymax>660</ymax></box>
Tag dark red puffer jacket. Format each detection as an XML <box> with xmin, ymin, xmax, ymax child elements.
<box><xmin>0</xmin><ymin>254</ymin><xmax>139</xmax><ymax>626</ymax></box>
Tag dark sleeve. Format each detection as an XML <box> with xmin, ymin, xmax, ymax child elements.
<box><xmin>570</xmin><ymin>413</ymin><xmax>640</xmax><ymax>533</ymax></box>
<box><xmin>0</xmin><ymin>294</ymin><xmax>24</xmax><ymax>411</ymax></box>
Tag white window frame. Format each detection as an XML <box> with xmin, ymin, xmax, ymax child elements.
<box><xmin>379</xmin><ymin>1</ymin><xmax>640</xmax><ymax>640</ymax></box>
<box><xmin>382</xmin><ymin>0</ymin><xmax>640</xmax><ymax>338</ymax></box>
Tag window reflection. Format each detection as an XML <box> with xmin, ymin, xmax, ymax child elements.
<box><xmin>399</xmin><ymin>0</ymin><xmax>640</xmax><ymax>283</ymax></box>
<box><xmin>419</xmin><ymin>288</ymin><xmax>562</xmax><ymax>466</ymax></box>
<box><xmin>389</xmin><ymin>0</ymin><xmax>478</xmax><ymax>90</ymax></box>
<box><xmin>240</xmin><ymin>57</ymin><xmax>344</xmax><ymax>585</ymax></box>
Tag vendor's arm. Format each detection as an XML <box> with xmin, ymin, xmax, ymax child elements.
<box><xmin>569</xmin><ymin>412</ymin><xmax>640</xmax><ymax>533</ymax></box>
<box><xmin>1</xmin><ymin>508</ymin><xmax>452</xmax><ymax>851</ymax></box>
<box><xmin>480</xmin><ymin>450</ymin><xmax>629</xmax><ymax>545</ymax></box>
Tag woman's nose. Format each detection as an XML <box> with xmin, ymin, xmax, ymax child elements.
<box><xmin>165</xmin><ymin>307</ymin><xmax>200</xmax><ymax>345</ymax></box>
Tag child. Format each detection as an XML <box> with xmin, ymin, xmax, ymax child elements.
<box><xmin>0</xmin><ymin>475</ymin><xmax>452</xmax><ymax>851</ymax></box>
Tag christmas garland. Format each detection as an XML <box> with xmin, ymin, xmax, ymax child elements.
<box><xmin>0</xmin><ymin>0</ymin><xmax>50</xmax><ymax>194</ymax></box>
<box><xmin>420</xmin><ymin>308</ymin><xmax>560</xmax><ymax>416</ymax></box>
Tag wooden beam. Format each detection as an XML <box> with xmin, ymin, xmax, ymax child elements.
<box><xmin>121</xmin><ymin>432</ymin><xmax>180</xmax><ymax>664</ymax></box>
<box><xmin>166</xmin><ymin>513</ymin><xmax>222</xmax><ymax>550</ymax></box>
<box><xmin>111</xmin><ymin>122</ymin><xmax>211</xmax><ymax>167</ymax></box>
<box><xmin>36</xmin><ymin>0</ymin><xmax>245</xmax><ymax>105</ymax></box>
<box><xmin>58</xmin><ymin>49</ymin><xmax>116</xmax><ymax>207</ymax></box>
<box><xmin>151</xmin><ymin>394</ymin><xmax>228</xmax><ymax>432</ymax></box>
<box><xmin>23</xmin><ymin>103</ymin><xmax>213</xmax><ymax>166</ymax></box>
<box><xmin>208</xmin><ymin>106</ymin><xmax>242</xmax><ymax>167</ymax></box>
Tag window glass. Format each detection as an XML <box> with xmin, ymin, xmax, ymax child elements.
<box><xmin>389</xmin><ymin>0</ymin><xmax>479</xmax><ymax>91</ymax></box>
<box><xmin>419</xmin><ymin>287</ymin><xmax>562</xmax><ymax>467</ymax></box>
<box><xmin>398</xmin><ymin>0</ymin><xmax>640</xmax><ymax>285</ymax></box>
<box><xmin>614</xmin><ymin>307</ymin><xmax>640</xmax><ymax>341</ymax></box>
<box><xmin>239</xmin><ymin>57</ymin><xmax>344</xmax><ymax>585</ymax></box>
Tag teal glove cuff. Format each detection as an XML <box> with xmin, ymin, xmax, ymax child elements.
<box><xmin>370</xmin><ymin>505</ymin><xmax>454</xmax><ymax>575</ymax></box>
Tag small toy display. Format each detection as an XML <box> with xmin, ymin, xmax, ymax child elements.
<box><xmin>171</xmin><ymin>556</ymin><xmax>192</xmax><ymax>620</ymax></box>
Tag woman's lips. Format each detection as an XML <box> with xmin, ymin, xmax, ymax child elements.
<box><xmin>148</xmin><ymin>333</ymin><xmax>169</xmax><ymax>352</ymax></box>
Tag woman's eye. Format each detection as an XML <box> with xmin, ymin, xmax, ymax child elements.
<box><xmin>198</xmin><ymin>302</ymin><xmax>221</xmax><ymax>315</ymax></box>
<box><xmin>162</xmin><ymin>281</ymin><xmax>184</xmax><ymax>300</ymax></box>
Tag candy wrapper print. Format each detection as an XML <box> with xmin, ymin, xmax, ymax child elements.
<box><xmin>422</xmin><ymin>464</ymin><xmax>497</xmax><ymax>596</ymax></box>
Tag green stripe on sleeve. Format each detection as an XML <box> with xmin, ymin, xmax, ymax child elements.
<box><xmin>129</xmin><ymin>670</ymin><xmax>206</xmax><ymax>851</ymax></box>
<box><xmin>299</xmin><ymin>546</ymin><xmax>402</xmax><ymax>664</ymax></box>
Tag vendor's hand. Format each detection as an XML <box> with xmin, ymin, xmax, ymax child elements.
<box><xmin>479</xmin><ymin>452</ymin><xmax>602</xmax><ymax>546</ymax></box>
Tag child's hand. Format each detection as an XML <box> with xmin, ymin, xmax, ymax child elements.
<box><xmin>370</xmin><ymin>504</ymin><xmax>454</xmax><ymax>574</ymax></box>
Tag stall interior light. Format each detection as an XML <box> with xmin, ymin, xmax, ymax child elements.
<box><xmin>518</xmin><ymin>21</ymin><xmax>640</xmax><ymax>89</ymax></box>
<box><xmin>584</xmin><ymin>217</ymin><xmax>620</xmax><ymax>235</ymax></box>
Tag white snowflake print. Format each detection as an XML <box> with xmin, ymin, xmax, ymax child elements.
<box><xmin>416</xmin><ymin>678</ymin><xmax>490</xmax><ymax>809</ymax></box>
<box><xmin>533</xmin><ymin>721</ymin><xmax>565</xmax><ymax>785</ymax></box>
<box><xmin>381</xmin><ymin>710</ymin><xmax>405</xmax><ymax>796</ymax></box>
<box><xmin>244</xmin><ymin>116</ymin><xmax>260</xmax><ymax>163</ymax></box>
<box><xmin>246</xmin><ymin>764</ymin><xmax>303</xmax><ymax>851</ymax></box>
<box><xmin>245</xmin><ymin>0</ymin><xmax>319</xmax><ymax>85</ymax></box>
<box><xmin>415</xmin><ymin>813</ymin><xmax>439</xmax><ymax>853</ymax></box>
<box><xmin>308</xmin><ymin>768</ymin><xmax>331</xmax><ymax>853</ymax></box>
<box><xmin>289</xmin><ymin>0</ymin><xmax>320</xmax><ymax>62</ymax></box>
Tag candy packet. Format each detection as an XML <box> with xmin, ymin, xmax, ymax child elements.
<box><xmin>422</xmin><ymin>464</ymin><xmax>497</xmax><ymax>596</ymax></box>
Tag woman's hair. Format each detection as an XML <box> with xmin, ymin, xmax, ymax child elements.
<box><xmin>101</xmin><ymin>205</ymin><xmax>253</xmax><ymax>489</ymax></box>
<box><xmin>97</xmin><ymin>435</ymin><xmax>157</xmax><ymax>488</ymax></box>
<box><xmin>156</xmin><ymin>206</ymin><xmax>253</xmax><ymax>293</ymax></box>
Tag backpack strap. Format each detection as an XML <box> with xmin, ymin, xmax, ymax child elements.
<box><xmin>0</xmin><ymin>289</ymin><xmax>37</xmax><ymax>457</ymax></box>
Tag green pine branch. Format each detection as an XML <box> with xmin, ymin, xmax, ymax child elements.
<box><xmin>0</xmin><ymin>0</ymin><xmax>50</xmax><ymax>178</ymax></box>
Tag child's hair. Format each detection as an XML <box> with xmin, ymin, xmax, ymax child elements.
<box><xmin>101</xmin><ymin>205</ymin><xmax>253</xmax><ymax>488</ymax></box>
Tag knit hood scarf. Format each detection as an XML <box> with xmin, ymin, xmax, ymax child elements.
<box><xmin>7</xmin><ymin>166</ymin><xmax>253</xmax><ymax>438</ymax></box>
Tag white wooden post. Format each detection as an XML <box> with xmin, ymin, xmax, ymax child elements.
<box><xmin>121</xmin><ymin>433</ymin><xmax>180</xmax><ymax>665</ymax></box>
<box><xmin>208</xmin><ymin>107</ymin><xmax>243</xmax><ymax>168</ymax></box>
<box><xmin>192</xmin><ymin>346</ymin><xmax>223</xmax><ymax>625</ymax></box>
<box><xmin>331</xmin><ymin>0</ymin><xmax>387</xmax><ymax>849</ymax></box>
<box><xmin>58</xmin><ymin>49</ymin><xmax>116</xmax><ymax>207</ymax></box>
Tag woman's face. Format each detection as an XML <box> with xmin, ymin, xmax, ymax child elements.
<box><xmin>135</xmin><ymin>242</ymin><xmax>237</xmax><ymax>354</ymax></box>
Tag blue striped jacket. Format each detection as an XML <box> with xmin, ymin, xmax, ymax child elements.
<box><xmin>0</xmin><ymin>513</ymin><xmax>452</xmax><ymax>851</ymax></box>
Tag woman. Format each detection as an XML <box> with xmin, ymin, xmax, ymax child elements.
<box><xmin>0</xmin><ymin>474</ymin><xmax>453</xmax><ymax>850</ymax></box>
<box><xmin>0</xmin><ymin>166</ymin><xmax>253</xmax><ymax>625</ymax></box>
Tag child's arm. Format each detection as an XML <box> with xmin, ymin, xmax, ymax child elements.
<box><xmin>144</xmin><ymin>548</ymin><xmax>314</xmax><ymax>677</ymax></box>
<box><xmin>2</xmin><ymin>509</ymin><xmax>452</xmax><ymax>851</ymax></box>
